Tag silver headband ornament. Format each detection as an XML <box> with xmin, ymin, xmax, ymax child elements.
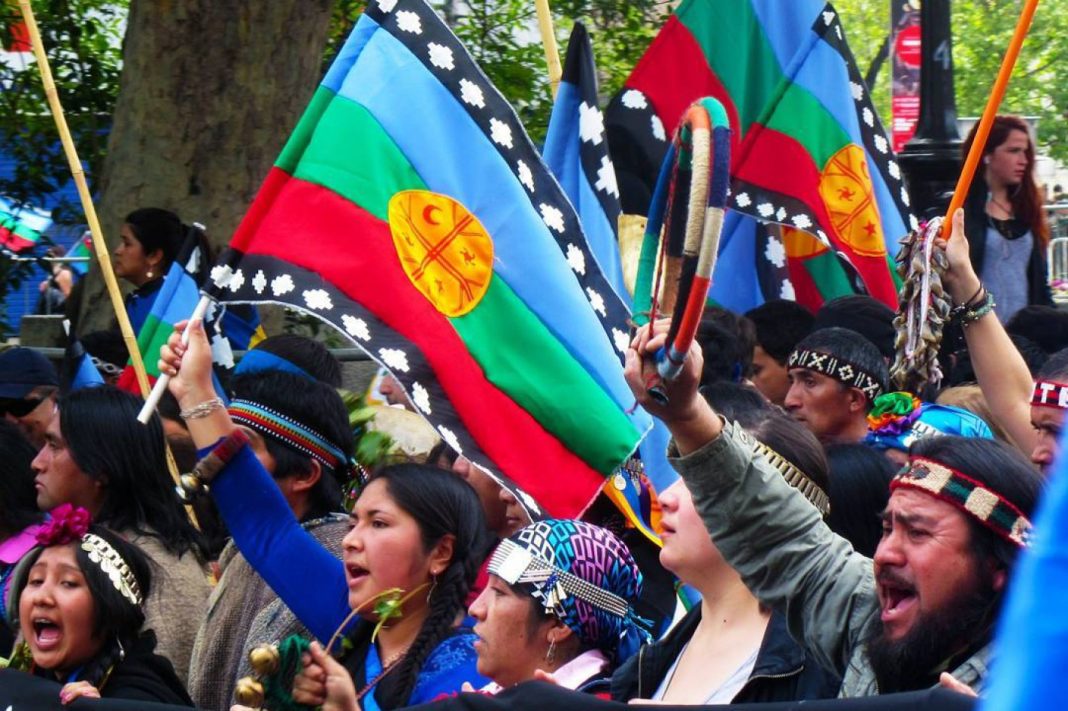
<box><xmin>81</xmin><ymin>534</ymin><xmax>143</xmax><ymax>607</ymax></box>
<box><xmin>487</xmin><ymin>538</ymin><xmax>633</xmax><ymax>621</ymax></box>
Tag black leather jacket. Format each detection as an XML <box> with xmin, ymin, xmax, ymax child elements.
<box><xmin>611</xmin><ymin>606</ymin><xmax>840</xmax><ymax>704</ymax></box>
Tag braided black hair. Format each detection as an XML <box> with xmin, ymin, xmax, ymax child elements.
<box><xmin>351</xmin><ymin>464</ymin><xmax>490</xmax><ymax>708</ymax></box>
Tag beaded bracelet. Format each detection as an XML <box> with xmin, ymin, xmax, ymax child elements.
<box><xmin>960</xmin><ymin>290</ymin><xmax>996</xmax><ymax>327</ymax></box>
<box><xmin>179</xmin><ymin>397</ymin><xmax>226</xmax><ymax>420</ymax></box>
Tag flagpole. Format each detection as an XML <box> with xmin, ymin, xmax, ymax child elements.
<box><xmin>16</xmin><ymin>0</ymin><xmax>151</xmax><ymax>396</ymax></box>
<box><xmin>19</xmin><ymin>2</ymin><xmax>201</xmax><ymax>528</ymax></box>
<box><xmin>137</xmin><ymin>294</ymin><xmax>212</xmax><ymax>424</ymax></box>
<box><xmin>942</xmin><ymin>0</ymin><xmax>1039</xmax><ymax>232</ymax></box>
<box><xmin>535</xmin><ymin>0</ymin><xmax>562</xmax><ymax>99</ymax></box>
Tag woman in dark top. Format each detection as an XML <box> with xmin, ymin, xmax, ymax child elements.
<box><xmin>9</xmin><ymin>506</ymin><xmax>192</xmax><ymax>705</ymax></box>
<box><xmin>961</xmin><ymin>115</ymin><xmax>1052</xmax><ymax>322</ymax></box>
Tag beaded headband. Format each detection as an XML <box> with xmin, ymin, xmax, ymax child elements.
<box><xmin>81</xmin><ymin>534</ymin><xmax>143</xmax><ymax>606</ymax></box>
<box><xmin>787</xmin><ymin>348</ymin><xmax>884</xmax><ymax>400</ymax></box>
<box><xmin>751</xmin><ymin>440</ymin><xmax>830</xmax><ymax>516</ymax></box>
<box><xmin>890</xmin><ymin>456</ymin><xmax>1033</xmax><ymax>548</ymax></box>
<box><xmin>1031</xmin><ymin>380</ymin><xmax>1068</xmax><ymax>410</ymax></box>
<box><xmin>228</xmin><ymin>399</ymin><xmax>346</xmax><ymax>471</ymax></box>
<box><xmin>488</xmin><ymin>538</ymin><xmax>634</xmax><ymax>622</ymax></box>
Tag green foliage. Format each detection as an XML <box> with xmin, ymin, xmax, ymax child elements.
<box><xmin>324</xmin><ymin>0</ymin><xmax>661</xmax><ymax>145</ymax></box>
<box><xmin>952</xmin><ymin>0</ymin><xmax>1068</xmax><ymax>163</ymax></box>
<box><xmin>0</xmin><ymin>0</ymin><xmax>125</xmax><ymax>220</ymax></box>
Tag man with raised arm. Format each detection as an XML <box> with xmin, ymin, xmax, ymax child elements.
<box><xmin>624</xmin><ymin>269</ymin><xmax>1042</xmax><ymax>695</ymax></box>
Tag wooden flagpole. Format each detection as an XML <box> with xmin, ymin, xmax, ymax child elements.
<box><xmin>16</xmin><ymin>0</ymin><xmax>151</xmax><ymax>396</ymax></box>
<box><xmin>18</xmin><ymin>1</ymin><xmax>197</xmax><ymax>526</ymax></box>
<box><xmin>535</xmin><ymin>0</ymin><xmax>562</xmax><ymax>99</ymax></box>
<box><xmin>943</xmin><ymin>0</ymin><xmax>1039</xmax><ymax>233</ymax></box>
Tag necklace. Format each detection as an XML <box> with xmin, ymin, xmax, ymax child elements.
<box><xmin>987</xmin><ymin>195</ymin><xmax>1014</xmax><ymax>217</ymax></box>
<box><xmin>356</xmin><ymin>647</ymin><xmax>409</xmax><ymax>700</ymax></box>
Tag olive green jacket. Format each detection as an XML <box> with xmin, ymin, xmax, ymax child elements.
<box><xmin>669</xmin><ymin>419</ymin><xmax>991</xmax><ymax>697</ymax></box>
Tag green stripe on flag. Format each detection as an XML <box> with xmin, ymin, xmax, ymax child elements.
<box><xmin>805</xmin><ymin>250</ymin><xmax>855</xmax><ymax>301</ymax></box>
<box><xmin>454</xmin><ymin>278</ymin><xmax>640</xmax><ymax>475</ymax></box>
<box><xmin>286</xmin><ymin>91</ymin><xmax>639</xmax><ymax>474</ymax></box>
<box><xmin>291</xmin><ymin>94</ymin><xmax>425</xmax><ymax>219</ymax></box>
<box><xmin>134</xmin><ymin>314</ymin><xmax>166</xmax><ymax>378</ymax></box>
<box><xmin>678</xmin><ymin>0</ymin><xmax>849</xmax><ymax>164</ymax></box>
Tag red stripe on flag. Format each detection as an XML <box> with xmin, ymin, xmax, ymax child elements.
<box><xmin>244</xmin><ymin>177</ymin><xmax>607</xmax><ymax>517</ymax></box>
<box><xmin>626</xmin><ymin>16</ymin><xmax>742</xmax><ymax>154</ymax></box>
<box><xmin>735</xmin><ymin>126</ymin><xmax>898</xmax><ymax>306</ymax></box>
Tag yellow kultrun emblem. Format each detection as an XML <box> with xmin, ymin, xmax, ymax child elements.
<box><xmin>387</xmin><ymin>190</ymin><xmax>494</xmax><ymax>317</ymax></box>
<box><xmin>818</xmin><ymin>143</ymin><xmax>887</xmax><ymax>258</ymax></box>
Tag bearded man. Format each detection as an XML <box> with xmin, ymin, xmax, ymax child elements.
<box><xmin>625</xmin><ymin>320</ymin><xmax>1042</xmax><ymax>696</ymax></box>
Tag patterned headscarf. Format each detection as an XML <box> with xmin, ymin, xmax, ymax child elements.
<box><xmin>866</xmin><ymin>392</ymin><xmax>993</xmax><ymax>452</ymax></box>
<box><xmin>487</xmin><ymin>519</ymin><xmax>651</xmax><ymax>663</ymax></box>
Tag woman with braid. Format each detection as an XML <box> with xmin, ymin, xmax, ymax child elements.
<box><xmin>9</xmin><ymin>505</ymin><xmax>192</xmax><ymax>704</ymax></box>
<box><xmin>160</xmin><ymin>319</ymin><xmax>491</xmax><ymax>710</ymax></box>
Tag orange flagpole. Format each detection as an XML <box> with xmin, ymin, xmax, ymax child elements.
<box><xmin>943</xmin><ymin>0</ymin><xmax>1039</xmax><ymax>234</ymax></box>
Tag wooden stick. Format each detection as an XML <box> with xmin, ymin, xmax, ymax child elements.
<box><xmin>18</xmin><ymin>1</ymin><xmax>195</xmax><ymax>526</ymax></box>
<box><xmin>943</xmin><ymin>0</ymin><xmax>1039</xmax><ymax>233</ymax></box>
<box><xmin>534</xmin><ymin>0</ymin><xmax>562</xmax><ymax>99</ymax></box>
<box><xmin>16</xmin><ymin>1</ymin><xmax>152</xmax><ymax>396</ymax></box>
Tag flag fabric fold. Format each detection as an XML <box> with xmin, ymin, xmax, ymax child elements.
<box><xmin>606</xmin><ymin>0</ymin><xmax>913</xmax><ymax>311</ymax></box>
<box><xmin>207</xmin><ymin>0</ymin><xmax>651</xmax><ymax>519</ymax></box>
<box><xmin>542</xmin><ymin>22</ymin><xmax>627</xmax><ymax>304</ymax></box>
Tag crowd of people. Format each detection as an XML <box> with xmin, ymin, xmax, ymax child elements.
<box><xmin>0</xmin><ymin>113</ymin><xmax>1064</xmax><ymax>711</ymax></box>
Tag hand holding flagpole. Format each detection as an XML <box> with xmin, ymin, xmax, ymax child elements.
<box><xmin>137</xmin><ymin>293</ymin><xmax>213</xmax><ymax>423</ymax></box>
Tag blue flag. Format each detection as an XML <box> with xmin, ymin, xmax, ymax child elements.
<box><xmin>980</xmin><ymin>430</ymin><xmax>1068</xmax><ymax>710</ymax></box>
<box><xmin>543</xmin><ymin>22</ymin><xmax>628</xmax><ymax>304</ymax></box>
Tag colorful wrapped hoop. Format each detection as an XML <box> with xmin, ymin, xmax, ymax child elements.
<box><xmin>632</xmin><ymin>98</ymin><xmax>731</xmax><ymax>403</ymax></box>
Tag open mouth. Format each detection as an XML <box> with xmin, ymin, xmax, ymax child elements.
<box><xmin>345</xmin><ymin>563</ymin><xmax>369</xmax><ymax>588</ymax></box>
<box><xmin>32</xmin><ymin>618</ymin><xmax>62</xmax><ymax>649</ymax></box>
<box><xmin>879</xmin><ymin>583</ymin><xmax>917</xmax><ymax>623</ymax></box>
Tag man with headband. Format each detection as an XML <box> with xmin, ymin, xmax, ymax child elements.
<box><xmin>1028</xmin><ymin>348</ymin><xmax>1068</xmax><ymax>474</ymax></box>
<box><xmin>187</xmin><ymin>336</ymin><xmax>355</xmax><ymax>710</ymax></box>
<box><xmin>624</xmin><ymin>320</ymin><xmax>1042</xmax><ymax>696</ymax></box>
<box><xmin>784</xmin><ymin>327</ymin><xmax>889</xmax><ymax>446</ymax></box>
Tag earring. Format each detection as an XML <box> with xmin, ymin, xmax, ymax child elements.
<box><xmin>545</xmin><ymin>638</ymin><xmax>557</xmax><ymax>665</ymax></box>
<box><xmin>983</xmin><ymin>156</ymin><xmax>991</xmax><ymax>165</ymax></box>
<box><xmin>427</xmin><ymin>573</ymin><xmax>438</xmax><ymax>603</ymax></box>
<box><xmin>146</xmin><ymin>269</ymin><xmax>155</xmax><ymax>280</ymax></box>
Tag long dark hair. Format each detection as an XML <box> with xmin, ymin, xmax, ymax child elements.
<box><xmin>124</xmin><ymin>207</ymin><xmax>214</xmax><ymax>283</ymax></box>
<box><xmin>353</xmin><ymin>464</ymin><xmax>490</xmax><ymax>708</ymax></box>
<box><xmin>962</xmin><ymin>115</ymin><xmax>1049</xmax><ymax>246</ymax></box>
<box><xmin>58</xmin><ymin>386</ymin><xmax>203</xmax><ymax>558</ymax></box>
<box><xmin>12</xmin><ymin>526</ymin><xmax>153</xmax><ymax>688</ymax></box>
<box><xmin>0</xmin><ymin>421</ymin><xmax>42</xmax><ymax>538</ymax></box>
<box><xmin>826</xmin><ymin>443</ymin><xmax>895</xmax><ymax>557</ymax></box>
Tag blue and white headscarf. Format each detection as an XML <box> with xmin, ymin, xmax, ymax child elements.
<box><xmin>487</xmin><ymin>519</ymin><xmax>651</xmax><ymax>663</ymax></box>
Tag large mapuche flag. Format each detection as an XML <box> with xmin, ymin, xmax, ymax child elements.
<box><xmin>207</xmin><ymin>0</ymin><xmax>650</xmax><ymax>518</ymax></box>
<box><xmin>606</xmin><ymin>0</ymin><xmax>915</xmax><ymax>310</ymax></box>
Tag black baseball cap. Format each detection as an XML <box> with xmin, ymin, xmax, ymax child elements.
<box><xmin>0</xmin><ymin>347</ymin><xmax>59</xmax><ymax>399</ymax></box>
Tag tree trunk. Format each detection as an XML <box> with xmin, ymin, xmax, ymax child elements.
<box><xmin>78</xmin><ymin>0</ymin><xmax>334</xmax><ymax>333</ymax></box>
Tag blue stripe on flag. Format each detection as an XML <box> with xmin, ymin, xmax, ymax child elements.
<box><xmin>332</xmin><ymin>27</ymin><xmax>645</xmax><ymax>421</ymax></box>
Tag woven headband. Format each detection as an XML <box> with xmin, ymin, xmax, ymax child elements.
<box><xmin>488</xmin><ymin>538</ymin><xmax>634</xmax><ymax>622</ymax></box>
<box><xmin>751</xmin><ymin>440</ymin><xmax>830</xmax><ymax>516</ymax></box>
<box><xmin>890</xmin><ymin>456</ymin><xmax>1033</xmax><ymax>548</ymax></box>
<box><xmin>228</xmin><ymin>399</ymin><xmax>345</xmax><ymax>471</ymax></box>
<box><xmin>788</xmin><ymin>349</ymin><xmax>884</xmax><ymax>400</ymax></box>
<box><xmin>81</xmin><ymin>534</ymin><xmax>143</xmax><ymax>607</ymax></box>
<box><xmin>1031</xmin><ymin>380</ymin><xmax>1068</xmax><ymax>410</ymax></box>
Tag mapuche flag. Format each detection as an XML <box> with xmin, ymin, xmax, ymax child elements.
<box><xmin>206</xmin><ymin>0</ymin><xmax>651</xmax><ymax>518</ymax></box>
<box><xmin>606</xmin><ymin>0</ymin><xmax>915</xmax><ymax>310</ymax></box>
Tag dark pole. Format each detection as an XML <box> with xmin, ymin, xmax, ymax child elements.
<box><xmin>897</xmin><ymin>0</ymin><xmax>962</xmax><ymax>219</ymax></box>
